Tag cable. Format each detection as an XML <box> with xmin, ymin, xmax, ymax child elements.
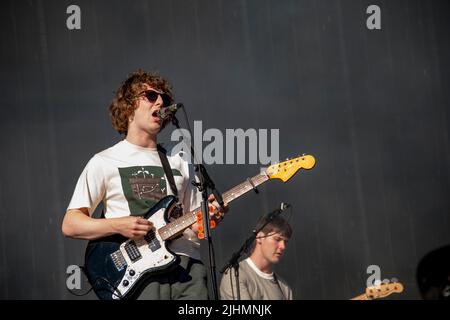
<box><xmin>65</xmin><ymin>266</ymin><xmax>123</xmax><ymax>299</ymax></box>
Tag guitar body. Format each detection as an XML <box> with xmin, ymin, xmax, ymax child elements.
<box><xmin>84</xmin><ymin>196</ymin><xmax>179</xmax><ymax>300</ymax></box>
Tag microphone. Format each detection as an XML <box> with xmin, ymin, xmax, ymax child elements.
<box><xmin>157</xmin><ymin>103</ymin><xmax>183</xmax><ymax>121</ymax></box>
<box><xmin>266</xmin><ymin>202</ymin><xmax>291</xmax><ymax>221</ymax></box>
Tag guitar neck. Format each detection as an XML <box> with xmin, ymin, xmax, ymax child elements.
<box><xmin>222</xmin><ymin>173</ymin><xmax>268</xmax><ymax>203</ymax></box>
<box><xmin>158</xmin><ymin>173</ymin><xmax>269</xmax><ymax>240</ymax></box>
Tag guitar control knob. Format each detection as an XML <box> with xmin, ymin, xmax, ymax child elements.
<box><xmin>123</xmin><ymin>280</ymin><xmax>129</xmax><ymax>286</ymax></box>
<box><xmin>129</xmin><ymin>270</ymin><xmax>135</xmax><ymax>276</ymax></box>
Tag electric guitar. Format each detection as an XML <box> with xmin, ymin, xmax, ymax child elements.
<box><xmin>84</xmin><ymin>155</ymin><xmax>316</xmax><ymax>300</ymax></box>
<box><xmin>351</xmin><ymin>282</ymin><xmax>404</xmax><ymax>300</ymax></box>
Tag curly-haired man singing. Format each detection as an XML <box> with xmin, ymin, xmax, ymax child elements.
<box><xmin>62</xmin><ymin>70</ymin><xmax>227</xmax><ymax>300</ymax></box>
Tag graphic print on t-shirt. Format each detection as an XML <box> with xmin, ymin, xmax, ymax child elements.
<box><xmin>118</xmin><ymin>166</ymin><xmax>181</xmax><ymax>215</ymax></box>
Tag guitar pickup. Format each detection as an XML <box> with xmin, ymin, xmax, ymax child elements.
<box><xmin>148</xmin><ymin>240</ymin><xmax>161</xmax><ymax>252</ymax></box>
<box><xmin>144</xmin><ymin>230</ymin><xmax>161</xmax><ymax>252</ymax></box>
<box><xmin>124</xmin><ymin>241</ymin><xmax>142</xmax><ymax>262</ymax></box>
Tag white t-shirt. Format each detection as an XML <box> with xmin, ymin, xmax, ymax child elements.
<box><xmin>220</xmin><ymin>257</ymin><xmax>293</xmax><ymax>300</ymax></box>
<box><xmin>67</xmin><ymin>139</ymin><xmax>202</xmax><ymax>260</ymax></box>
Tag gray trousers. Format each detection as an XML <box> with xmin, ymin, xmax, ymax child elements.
<box><xmin>133</xmin><ymin>255</ymin><xmax>208</xmax><ymax>300</ymax></box>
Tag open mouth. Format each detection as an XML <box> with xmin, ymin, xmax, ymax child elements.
<box><xmin>151</xmin><ymin>111</ymin><xmax>161</xmax><ymax>123</ymax></box>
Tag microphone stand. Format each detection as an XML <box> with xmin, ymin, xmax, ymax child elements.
<box><xmin>170</xmin><ymin>110</ymin><xmax>224</xmax><ymax>301</ymax></box>
<box><xmin>219</xmin><ymin>203</ymin><xmax>290</xmax><ymax>300</ymax></box>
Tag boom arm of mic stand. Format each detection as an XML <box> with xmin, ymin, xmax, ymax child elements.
<box><xmin>220</xmin><ymin>235</ymin><xmax>256</xmax><ymax>274</ymax></box>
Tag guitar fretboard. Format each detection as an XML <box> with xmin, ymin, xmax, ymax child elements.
<box><xmin>158</xmin><ymin>173</ymin><xmax>269</xmax><ymax>240</ymax></box>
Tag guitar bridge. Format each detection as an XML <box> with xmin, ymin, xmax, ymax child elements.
<box><xmin>110</xmin><ymin>250</ymin><xmax>127</xmax><ymax>271</ymax></box>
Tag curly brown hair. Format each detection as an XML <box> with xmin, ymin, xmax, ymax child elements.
<box><xmin>109</xmin><ymin>69</ymin><xmax>174</xmax><ymax>136</ymax></box>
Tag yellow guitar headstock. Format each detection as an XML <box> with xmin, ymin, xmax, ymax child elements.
<box><xmin>266</xmin><ymin>155</ymin><xmax>316</xmax><ymax>182</ymax></box>
<box><xmin>365</xmin><ymin>282</ymin><xmax>404</xmax><ymax>300</ymax></box>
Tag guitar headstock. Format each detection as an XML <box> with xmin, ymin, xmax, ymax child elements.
<box><xmin>365</xmin><ymin>282</ymin><xmax>404</xmax><ymax>300</ymax></box>
<box><xmin>265</xmin><ymin>155</ymin><xmax>316</xmax><ymax>182</ymax></box>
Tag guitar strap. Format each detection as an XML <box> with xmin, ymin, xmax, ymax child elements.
<box><xmin>157</xmin><ymin>144</ymin><xmax>178</xmax><ymax>199</ymax></box>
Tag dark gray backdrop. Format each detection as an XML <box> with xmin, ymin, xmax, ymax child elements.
<box><xmin>1</xmin><ymin>0</ymin><xmax>449</xmax><ymax>299</ymax></box>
